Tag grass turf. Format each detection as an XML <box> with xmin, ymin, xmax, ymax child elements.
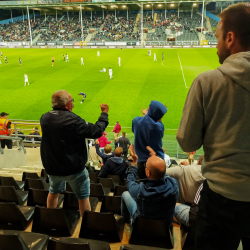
<box><xmin>0</xmin><ymin>48</ymin><xmax>220</xmax><ymax>156</ymax></box>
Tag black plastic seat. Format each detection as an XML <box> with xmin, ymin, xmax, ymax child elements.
<box><xmin>27</xmin><ymin>189</ymin><xmax>64</xmax><ymax>207</ymax></box>
<box><xmin>0</xmin><ymin>202</ymin><xmax>35</xmax><ymax>230</ymax></box>
<box><xmin>100</xmin><ymin>196</ymin><xmax>121</xmax><ymax>215</ymax></box>
<box><xmin>47</xmin><ymin>237</ymin><xmax>111</xmax><ymax>250</ymax></box>
<box><xmin>120</xmin><ymin>245</ymin><xmax>165</xmax><ymax>250</ymax></box>
<box><xmin>181</xmin><ymin>224</ymin><xmax>195</xmax><ymax>250</ymax></box>
<box><xmin>89</xmin><ymin>172</ymin><xmax>99</xmax><ymax>183</ymax></box>
<box><xmin>0</xmin><ymin>186</ymin><xmax>28</xmax><ymax>205</ymax></box>
<box><xmin>108</xmin><ymin>175</ymin><xmax>121</xmax><ymax>186</ymax></box>
<box><xmin>129</xmin><ymin>216</ymin><xmax>174</xmax><ymax>249</ymax></box>
<box><xmin>24</xmin><ymin>178</ymin><xmax>50</xmax><ymax>191</ymax></box>
<box><xmin>114</xmin><ymin>185</ymin><xmax>128</xmax><ymax>196</ymax></box>
<box><xmin>41</xmin><ymin>169</ymin><xmax>49</xmax><ymax>183</ymax></box>
<box><xmin>66</xmin><ymin>182</ymin><xmax>73</xmax><ymax>192</ymax></box>
<box><xmin>98</xmin><ymin>178</ymin><xmax>118</xmax><ymax>192</ymax></box>
<box><xmin>1</xmin><ymin>176</ymin><xmax>25</xmax><ymax>190</ymax></box>
<box><xmin>22</xmin><ymin>172</ymin><xmax>46</xmax><ymax>182</ymax></box>
<box><xmin>79</xmin><ymin>210</ymin><xmax>124</xmax><ymax>243</ymax></box>
<box><xmin>62</xmin><ymin>191</ymin><xmax>98</xmax><ymax>212</ymax></box>
<box><xmin>90</xmin><ymin>183</ymin><xmax>111</xmax><ymax>201</ymax></box>
<box><xmin>32</xmin><ymin>206</ymin><xmax>80</xmax><ymax>237</ymax></box>
<box><xmin>0</xmin><ymin>230</ymin><xmax>49</xmax><ymax>250</ymax></box>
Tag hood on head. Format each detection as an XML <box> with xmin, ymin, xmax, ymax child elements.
<box><xmin>147</xmin><ymin>101</ymin><xmax>167</xmax><ymax>121</ymax></box>
<box><xmin>218</xmin><ymin>52</ymin><xmax>250</xmax><ymax>92</ymax></box>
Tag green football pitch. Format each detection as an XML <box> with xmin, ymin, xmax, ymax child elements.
<box><xmin>1</xmin><ymin>48</ymin><xmax>219</xmax><ymax>156</ymax></box>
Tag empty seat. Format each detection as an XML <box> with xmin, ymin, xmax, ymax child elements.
<box><xmin>32</xmin><ymin>206</ymin><xmax>80</xmax><ymax>237</ymax></box>
<box><xmin>1</xmin><ymin>176</ymin><xmax>25</xmax><ymax>190</ymax></box>
<box><xmin>108</xmin><ymin>175</ymin><xmax>121</xmax><ymax>186</ymax></box>
<box><xmin>129</xmin><ymin>216</ymin><xmax>174</xmax><ymax>249</ymax></box>
<box><xmin>27</xmin><ymin>189</ymin><xmax>64</xmax><ymax>207</ymax></box>
<box><xmin>22</xmin><ymin>172</ymin><xmax>46</xmax><ymax>182</ymax></box>
<box><xmin>120</xmin><ymin>245</ymin><xmax>164</xmax><ymax>250</ymax></box>
<box><xmin>62</xmin><ymin>192</ymin><xmax>98</xmax><ymax>212</ymax></box>
<box><xmin>47</xmin><ymin>237</ymin><xmax>111</xmax><ymax>250</ymax></box>
<box><xmin>89</xmin><ymin>172</ymin><xmax>99</xmax><ymax>183</ymax></box>
<box><xmin>0</xmin><ymin>186</ymin><xmax>28</xmax><ymax>205</ymax></box>
<box><xmin>24</xmin><ymin>178</ymin><xmax>50</xmax><ymax>191</ymax></box>
<box><xmin>114</xmin><ymin>185</ymin><xmax>127</xmax><ymax>196</ymax></box>
<box><xmin>100</xmin><ymin>196</ymin><xmax>121</xmax><ymax>215</ymax></box>
<box><xmin>0</xmin><ymin>230</ymin><xmax>49</xmax><ymax>250</ymax></box>
<box><xmin>79</xmin><ymin>210</ymin><xmax>124</xmax><ymax>243</ymax></box>
<box><xmin>0</xmin><ymin>202</ymin><xmax>35</xmax><ymax>230</ymax></box>
<box><xmin>90</xmin><ymin>183</ymin><xmax>111</xmax><ymax>201</ymax></box>
<box><xmin>98</xmin><ymin>178</ymin><xmax>118</xmax><ymax>192</ymax></box>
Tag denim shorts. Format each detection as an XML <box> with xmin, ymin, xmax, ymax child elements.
<box><xmin>174</xmin><ymin>204</ymin><xmax>190</xmax><ymax>227</ymax></box>
<box><xmin>48</xmin><ymin>168</ymin><xmax>90</xmax><ymax>200</ymax></box>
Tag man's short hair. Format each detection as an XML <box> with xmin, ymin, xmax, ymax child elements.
<box><xmin>150</xmin><ymin>165</ymin><xmax>166</xmax><ymax>180</ymax></box>
<box><xmin>52</xmin><ymin>90</ymin><xmax>69</xmax><ymax>109</ymax></box>
<box><xmin>122</xmin><ymin>132</ymin><xmax>126</xmax><ymax>137</ymax></box>
<box><xmin>104</xmin><ymin>144</ymin><xmax>112</xmax><ymax>154</ymax></box>
<box><xmin>114</xmin><ymin>147</ymin><xmax>123</xmax><ymax>157</ymax></box>
<box><xmin>116</xmin><ymin>121</ymin><xmax>119</xmax><ymax>124</ymax></box>
<box><xmin>218</xmin><ymin>3</ymin><xmax>250</xmax><ymax>50</ymax></box>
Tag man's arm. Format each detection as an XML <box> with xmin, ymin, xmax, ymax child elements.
<box><xmin>165</xmin><ymin>165</ymin><xmax>183</xmax><ymax>179</ymax></box>
<box><xmin>176</xmin><ymin>78</ymin><xmax>204</xmax><ymax>152</ymax></box>
<box><xmin>126</xmin><ymin>166</ymin><xmax>140</xmax><ymax>199</ymax></box>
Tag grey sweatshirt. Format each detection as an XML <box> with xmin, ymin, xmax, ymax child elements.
<box><xmin>177</xmin><ymin>52</ymin><xmax>250</xmax><ymax>201</ymax></box>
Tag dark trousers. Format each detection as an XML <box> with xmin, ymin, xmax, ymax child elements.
<box><xmin>123</xmin><ymin>150</ymin><xmax>128</xmax><ymax>161</ymax></box>
<box><xmin>195</xmin><ymin>180</ymin><xmax>250</xmax><ymax>250</ymax></box>
<box><xmin>1</xmin><ymin>139</ymin><xmax>12</xmax><ymax>149</ymax></box>
<box><xmin>137</xmin><ymin>162</ymin><xmax>147</xmax><ymax>179</ymax></box>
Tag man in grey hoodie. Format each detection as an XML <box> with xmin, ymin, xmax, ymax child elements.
<box><xmin>177</xmin><ymin>3</ymin><xmax>250</xmax><ymax>250</ymax></box>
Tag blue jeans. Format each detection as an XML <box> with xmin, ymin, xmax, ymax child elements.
<box><xmin>100</xmin><ymin>147</ymin><xmax>104</xmax><ymax>153</ymax></box>
<box><xmin>121</xmin><ymin>191</ymin><xmax>138</xmax><ymax>223</ymax></box>
<box><xmin>48</xmin><ymin>168</ymin><xmax>90</xmax><ymax>200</ymax></box>
<box><xmin>174</xmin><ymin>204</ymin><xmax>190</xmax><ymax>227</ymax></box>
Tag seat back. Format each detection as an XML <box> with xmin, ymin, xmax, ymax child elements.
<box><xmin>63</xmin><ymin>192</ymin><xmax>78</xmax><ymax>210</ymax></box>
<box><xmin>79</xmin><ymin>211</ymin><xmax>120</xmax><ymax>242</ymax></box>
<box><xmin>22</xmin><ymin>172</ymin><xmax>40</xmax><ymax>181</ymax></box>
<box><xmin>90</xmin><ymin>183</ymin><xmax>104</xmax><ymax>200</ymax></box>
<box><xmin>129</xmin><ymin>216</ymin><xmax>174</xmax><ymax>249</ymax></box>
<box><xmin>41</xmin><ymin>169</ymin><xmax>47</xmax><ymax>177</ymax></box>
<box><xmin>1</xmin><ymin>176</ymin><xmax>19</xmax><ymax>190</ymax></box>
<box><xmin>32</xmin><ymin>206</ymin><xmax>80</xmax><ymax>236</ymax></box>
<box><xmin>0</xmin><ymin>186</ymin><xmax>18</xmax><ymax>203</ymax></box>
<box><xmin>98</xmin><ymin>178</ymin><xmax>115</xmax><ymax>190</ymax></box>
<box><xmin>108</xmin><ymin>175</ymin><xmax>121</xmax><ymax>185</ymax></box>
<box><xmin>0</xmin><ymin>202</ymin><xmax>24</xmax><ymax>224</ymax></box>
<box><xmin>114</xmin><ymin>185</ymin><xmax>127</xmax><ymax>196</ymax></box>
<box><xmin>100</xmin><ymin>196</ymin><xmax>121</xmax><ymax>215</ymax></box>
<box><xmin>89</xmin><ymin>172</ymin><xmax>98</xmax><ymax>183</ymax></box>
<box><xmin>0</xmin><ymin>233</ymin><xmax>29</xmax><ymax>250</ymax></box>
<box><xmin>181</xmin><ymin>224</ymin><xmax>195</xmax><ymax>250</ymax></box>
<box><xmin>66</xmin><ymin>182</ymin><xmax>73</xmax><ymax>192</ymax></box>
<box><xmin>24</xmin><ymin>178</ymin><xmax>45</xmax><ymax>191</ymax></box>
<box><xmin>47</xmin><ymin>238</ymin><xmax>92</xmax><ymax>250</ymax></box>
<box><xmin>27</xmin><ymin>189</ymin><xmax>49</xmax><ymax>207</ymax></box>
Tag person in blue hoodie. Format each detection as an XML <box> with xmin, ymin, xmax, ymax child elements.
<box><xmin>132</xmin><ymin>100</ymin><xmax>167</xmax><ymax>179</ymax></box>
<box><xmin>121</xmin><ymin>145</ymin><xmax>178</xmax><ymax>226</ymax></box>
<box><xmin>98</xmin><ymin>147</ymin><xmax>128</xmax><ymax>180</ymax></box>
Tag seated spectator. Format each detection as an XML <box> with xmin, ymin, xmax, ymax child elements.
<box><xmin>174</xmin><ymin>183</ymin><xmax>203</xmax><ymax>227</ymax></box>
<box><xmin>95</xmin><ymin>139</ymin><xmax>114</xmax><ymax>165</ymax></box>
<box><xmin>121</xmin><ymin>145</ymin><xmax>178</xmax><ymax>226</ymax></box>
<box><xmin>98</xmin><ymin>147</ymin><xmax>128</xmax><ymax>180</ymax></box>
<box><xmin>117</xmin><ymin>132</ymin><xmax>131</xmax><ymax>161</ymax></box>
<box><xmin>98</xmin><ymin>131</ymin><xmax>112</xmax><ymax>153</ymax></box>
<box><xmin>30</xmin><ymin>127</ymin><xmax>41</xmax><ymax>142</ymax></box>
<box><xmin>165</xmin><ymin>155</ymin><xmax>205</xmax><ymax>204</ymax></box>
<box><xmin>89</xmin><ymin>140</ymin><xmax>102</xmax><ymax>167</ymax></box>
<box><xmin>17</xmin><ymin>129</ymin><xmax>25</xmax><ymax>140</ymax></box>
<box><xmin>132</xmin><ymin>101</ymin><xmax>167</xmax><ymax>179</ymax></box>
<box><xmin>163</xmin><ymin>148</ymin><xmax>171</xmax><ymax>167</ymax></box>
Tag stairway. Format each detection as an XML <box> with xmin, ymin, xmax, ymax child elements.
<box><xmin>133</xmin><ymin>13</ymin><xmax>140</xmax><ymax>33</ymax></box>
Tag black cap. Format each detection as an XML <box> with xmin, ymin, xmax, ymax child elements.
<box><xmin>0</xmin><ymin>112</ymin><xmax>9</xmax><ymax>117</ymax></box>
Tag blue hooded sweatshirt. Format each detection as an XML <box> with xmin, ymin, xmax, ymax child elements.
<box><xmin>132</xmin><ymin>100</ymin><xmax>167</xmax><ymax>162</ymax></box>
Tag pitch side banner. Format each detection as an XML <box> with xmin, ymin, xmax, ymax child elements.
<box><xmin>0</xmin><ymin>42</ymin><xmax>22</xmax><ymax>46</ymax></box>
<box><xmin>47</xmin><ymin>42</ymin><xmax>56</xmax><ymax>46</ymax></box>
<box><xmin>37</xmin><ymin>42</ymin><xmax>46</xmax><ymax>45</ymax></box>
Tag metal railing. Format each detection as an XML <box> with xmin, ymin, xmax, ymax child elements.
<box><xmin>0</xmin><ymin>135</ymin><xmax>26</xmax><ymax>154</ymax></box>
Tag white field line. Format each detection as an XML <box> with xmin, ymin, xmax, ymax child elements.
<box><xmin>177</xmin><ymin>53</ymin><xmax>188</xmax><ymax>89</ymax></box>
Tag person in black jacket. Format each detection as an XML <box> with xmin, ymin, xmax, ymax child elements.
<box><xmin>40</xmin><ymin>90</ymin><xmax>109</xmax><ymax>217</ymax></box>
<box><xmin>98</xmin><ymin>147</ymin><xmax>128</xmax><ymax>180</ymax></box>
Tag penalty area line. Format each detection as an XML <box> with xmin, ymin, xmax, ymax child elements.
<box><xmin>177</xmin><ymin>53</ymin><xmax>188</xmax><ymax>89</ymax></box>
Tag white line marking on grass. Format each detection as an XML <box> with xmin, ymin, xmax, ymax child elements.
<box><xmin>161</xmin><ymin>61</ymin><xmax>181</xmax><ymax>71</ymax></box>
<box><xmin>177</xmin><ymin>53</ymin><xmax>188</xmax><ymax>89</ymax></box>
